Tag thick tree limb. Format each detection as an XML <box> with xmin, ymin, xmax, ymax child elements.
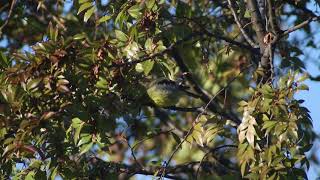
<box><xmin>227</xmin><ymin>0</ymin><xmax>258</xmax><ymax>48</ymax></box>
<box><xmin>247</xmin><ymin>0</ymin><xmax>274</xmax><ymax>83</ymax></box>
<box><xmin>247</xmin><ymin>0</ymin><xmax>267</xmax><ymax>49</ymax></box>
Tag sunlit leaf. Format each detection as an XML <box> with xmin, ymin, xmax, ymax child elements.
<box><xmin>78</xmin><ymin>2</ymin><xmax>93</xmax><ymax>15</ymax></box>
<box><xmin>84</xmin><ymin>6</ymin><xmax>95</xmax><ymax>22</ymax></box>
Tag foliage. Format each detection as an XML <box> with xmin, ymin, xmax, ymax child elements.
<box><xmin>0</xmin><ymin>0</ymin><xmax>319</xmax><ymax>179</ymax></box>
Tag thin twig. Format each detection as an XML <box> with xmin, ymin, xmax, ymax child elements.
<box><xmin>126</xmin><ymin>139</ymin><xmax>144</xmax><ymax>169</ymax></box>
<box><xmin>285</xmin><ymin>0</ymin><xmax>319</xmax><ymax>18</ymax></box>
<box><xmin>280</xmin><ymin>16</ymin><xmax>320</xmax><ymax>38</ymax></box>
<box><xmin>0</xmin><ymin>0</ymin><xmax>16</xmax><ymax>35</ymax></box>
<box><xmin>169</xmin><ymin>15</ymin><xmax>258</xmax><ymax>51</ymax></box>
<box><xmin>195</xmin><ymin>145</ymin><xmax>237</xmax><ymax>179</ymax></box>
<box><xmin>203</xmin><ymin>30</ymin><xmax>258</xmax><ymax>53</ymax></box>
<box><xmin>132</xmin><ymin>129</ymin><xmax>174</xmax><ymax>150</ymax></box>
<box><xmin>227</xmin><ymin>0</ymin><xmax>258</xmax><ymax>48</ymax></box>
<box><xmin>107</xmin><ymin>31</ymin><xmax>258</xmax><ymax>69</ymax></box>
<box><xmin>266</xmin><ymin>0</ymin><xmax>281</xmax><ymax>35</ymax></box>
<box><xmin>122</xmin><ymin>126</ymin><xmax>144</xmax><ymax>169</ymax></box>
<box><xmin>162</xmin><ymin>106</ymin><xmax>211</xmax><ymax>115</ymax></box>
<box><xmin>107</xmin><ymin>32</ymin><xmax>201</xmax><ymax>68</ymax></box>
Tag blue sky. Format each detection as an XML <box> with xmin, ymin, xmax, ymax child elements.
<box><xmin>1</xmin><ymin>0</ymin><xmax>319</xmax><ymax>179</ymax></box>
<box><xmin>295</xmin><ymin>32</ymin><xmax>320</xmax><ymax>179</ymax></box>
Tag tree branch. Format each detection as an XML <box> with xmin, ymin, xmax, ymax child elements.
<box><xmin>280</xmin><ymin>16</ymin><xmax>320</xmax><ymax>39</ymax></box>
<box><xmin>132</xmin><ymin>129</ymin><xmax>175</xmax><ymax>150</ymax></box>
<box><xmin>107</xmin><ymin>32</ymin><xmax>201</xmax><ymax>68</ymax></box>
<box><xmin>227</xmin><ymin>0</ymin><xmax>258</xmax><ymax>48</ymax></box>
<box><xmin>169</xmin><ymin>15</ymin><xmax>258</xmax><ymax>52</ymax></box>
<box><xmin>271</xmin><ymin>1</ymin><xmax>320</xmax><ymax>42</ymax></box>
<box><xmin>285</xmin><ymin>0</ymin><xmax>319</xmax><ymax>18</ymax></box>
<box><xmin>196</xmin><ymin>145</ymin><xmax>238</xmax><ymax>178</ymax></box>
<box><xmin>267</xmin><ymin>0</ymin><xmax>282</xmax><ymax>35</ymax></box>
<box><xmin>170</xmin><ymin>50</ymin><xmax>241</xmax><ymax>124</ymax></box>
<box><xmin>162</xmin><ymin>106</ymin><xmax>211</xmax><ymax>115</ymax></box>
<box><xmin>93</xmin><ymin>159</ymin><xmax>230</xmax><ymax>179</ymax></box>
<box><xmin>0</xmin><ymin>0</ymin><xmax>16</xmax><ymax>35</ymax></box>
<box><xmin>247</xmin><ymin>0</ymin><xmax>267</xmax><ymax>49</ymax></box>
<box><xmin>203</xmin><ymin>30</ymin><xmax>258</xmax><ymax>52</ymax></box>
<box><xmin>107</xmin><ymin>31</ymin><xmax>258</xmax><ymax>69</ymax></box>
<box><xmin>161</xmin><ymin>65</ymin><xmax>252</xmax><ymax>177</ymax></box>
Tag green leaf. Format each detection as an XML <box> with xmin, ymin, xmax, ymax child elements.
<box><xmin>79</xmin><ymin>0</ymin><xmax>89</xmax><ymax>3</ymax></box>
<box><xmin>80</xmin><ymin>142</ymin><xmax>93</xmax><ymax>155</ymax></box>
<box><xmin>115</xmin><ymin>30</ymin><xmax>128</xmax><ymax>42</ymax></box>
<box><xmin>240</xmin><ymin>162</ymin><xmax>246</xmax><ymax>176</ymax></box>
<box><xmin>238</xmin><ymin>100</ymin><xmax>248</xmax><ymax>107</ymax></box>
<box><xmin>3</xmin><ymin>144</ymin><xmax>15</xmax><ymax>156</ymax></box>
<box><xmin>146</xmin><ymin>0</ymin><xmax>156</xmax><ymax>9</ymax></box>
<box><xmin>135</xmin><ymin>63</ymin><xmax>144</xmax><ymax>73</ymax></box>
<box><xmin>25</xmin><ymin>171</ymin><xmax>35</xmax><ymax>180</ymax></box>
<box><xmin>142</xmin><ymin>60</ymin><xmax>154</xmax><ymax>75</ymax></box>
<box><xmin>176</xmin><ymin>1</ymin><xmax>191</xmax><ymax>18</ymax></box>
<box><xmin>48</xmin><ymin>23</ymin><xmax>58</xmax><ymax>41</ymax></box>
<box><xmin>171</xmin><ymin>132</ymin><xmax>181</xmax><ymax>144</ymax></box>
<box><xmin>73</xmin><ymin>33</ymin><xmax>86</xmax><ymax>40</ymax></box>
<box><xmin>27</xmin><ymin>78</ymin><xmax>42</xmax><ymax>91</ymax></box>
<box><xmin>145</xmin><ymin>38</ymin><xmax>153</xmax><ymax>51</ymax></box>
<box><xmin>297</xmin><ymin>84</ymin><xmax>309</xmax><ymax>91</ymax></box>
<box><xmin>77</xmin><ymin>134</ymin><xmax>92</xmax><ymax>146</ymax></box>
<box><xmin>84</xmin><ymin>6</ymin><xmax>95</xmax><ymax>22</ymax></box>
<box><xmin>301</xmin><ymin>144</ymin><xmax>313</xmax><ymax>152</ymax></box>
<box><xmin>29</xmin><ymin>160</ymin><xmax>42</xmax><ymax>169</ymax></box>
<box><xmin>97</xmin><ymin>15</ymin><xmax>112</xmax><ymax>25</ymax></box>
<box><xmin>262</xmin><ymin>114</ymin><xmax>269</xmax><ymax>121</ymax></box>
<box><xmin>3</xmin><ymin>137</ymin><xmax>14</xmax><ymax>145</ymax></box>
<box><xmin>127</xmin><ymin>5</ymin><xmax>142</xmax><ymax>19</ymax></box>
<box><xmin>72</xmin><ymin>118</ymin><xmax>83</xmax><ymax>128</ymax></box>
<box><xmin>74</xmin><ymin>124</ymin><xmax>84</xmax><ymax>144</ymax></box>
<box><xmin>77</xmin><ymin>2</ymin><xmax>93</xmax><ymax>15</ymax></box>
<box><xmin>244</xmin><ymin>10</ymin><xmax>251</xmax><ymax>18</ymax></box>
<box><xmin>297</xmin><ymin>73</ymin><xmax>309</xmax><ymax>82</ymax></box>
<box><xmin>0</xmin><ymin>51</ymin><xmax>8</xmax><ymax>68</ymax></box>
<box><xmin>50</xmin><ymin>167</ymin><xmax>58</xmax><ymax>180</ymax></box>
<box><xmin>262</xmin><ymin>121</ymin><xmax>277</xmax><ymax>130</ymax></box>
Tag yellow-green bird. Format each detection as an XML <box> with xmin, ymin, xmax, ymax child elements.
<box><xmin>146</xmin><ymin>79</ymin><xmax>198</xmax><ymax>107</ymax></box>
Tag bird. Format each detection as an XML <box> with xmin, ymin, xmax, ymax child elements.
<box><xmin>146</xmin><ymin>78</ymin><xmax>199</xmax><ymax>107</ymax></box>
